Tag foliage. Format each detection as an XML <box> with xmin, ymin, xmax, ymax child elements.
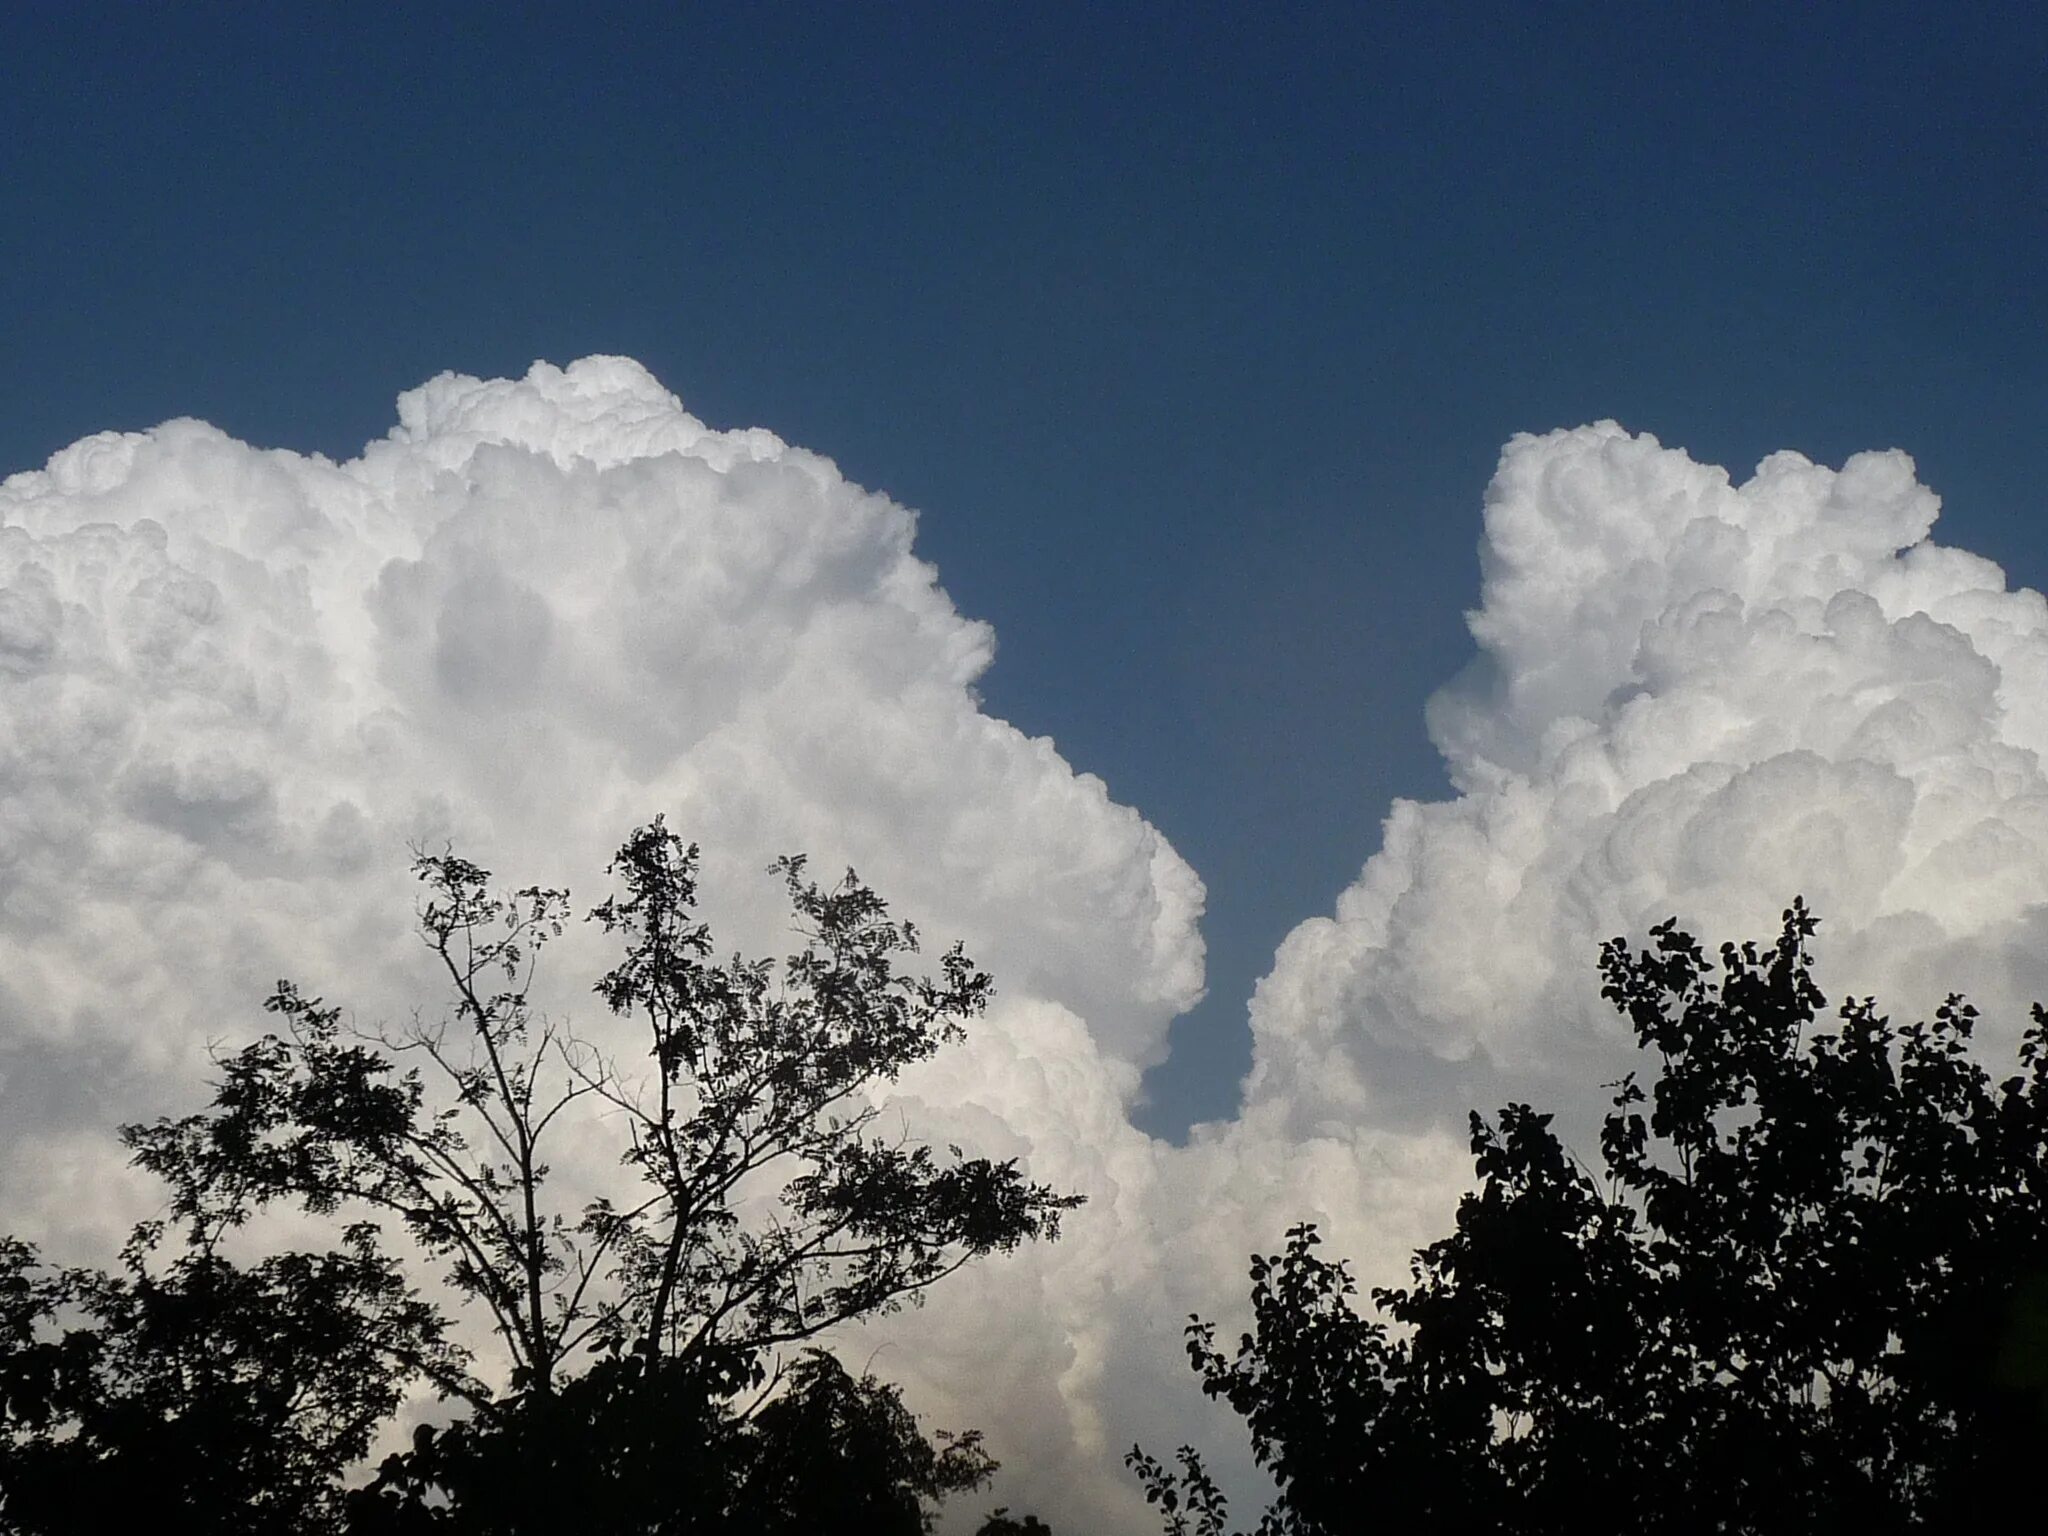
<box><xmin>126</xmin><ymin>821</ymin><xmax>1076</xmax><ymax>1398</ymax></box>
<box><xmin>0</xmin><ymin>1227</ymin><xmax>456</xmax><ymax>1534</ymax></box>
<box><xmin>975</xmin><ymin>1509</ymin><xmax>1057</xmax><ymax>1535</ymax></box>
<box><xmin>1</xmin><ymin>821</ymin><xmax>1073</xmax><ymax>1533</ymax></box>
<box><xmin>1135</xmin><ymin>901</ymin><xmax>2048</xmax><ymax>1535</ymax></box>
<box><xmin>347</xmin><ymin>1346</ymin><xmax>993</xmax><ymax>1535</ymax></box>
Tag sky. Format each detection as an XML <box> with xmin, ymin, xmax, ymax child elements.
<box><xmin>4</xmin><ymin>3</ymin><xmax>2048</xmax><ymax>1528</ymax></box>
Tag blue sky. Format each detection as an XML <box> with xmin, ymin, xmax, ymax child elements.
<box><xmin>4</xmin><ymin>0</ymin><xmax>2044</xmax><ymax>1139</ymax></box>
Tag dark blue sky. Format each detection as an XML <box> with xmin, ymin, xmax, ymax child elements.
<box><xmin>4</xmin><ymin>2</ymin><xmax>2043</xmax><ymax>1136</ymax></box>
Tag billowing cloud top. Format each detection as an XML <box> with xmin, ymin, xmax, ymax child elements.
<box><xmin>7</xmin><ymin>377</ymin><xmax>2046</xmax><ymax>1530</ymax></box>
<box><xmin>1244</xmin><ymin>422</ymin><xmax>2048</xmax><ymax>1158</ymax></box>
<box><xmin>0</xmin><ymin>357</ymin><xmax>1202</xmax><ymax>1086</ymax></box>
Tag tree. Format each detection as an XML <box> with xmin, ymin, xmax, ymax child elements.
<box><xmin>975</xmin><ymin>1509</ymin><xmax>1057</xmax><ymax>1535</ymax></box>
<box><xmin>1135</xmin><ymin>902</ymin><xmax>2048</xmax><ymax>1535</ymax></box>
<box><xmin>0</xmin><ymin>1226</ymin><xmax>458</xmax><ymax>1535</ymax></box>
<box><xmin>347</xmin><ymin>1346</ymin><xmax>997</xmax><ymax>1535</ymax></box>
<box><xmin>2</xmin><ymin>820</ymin><xmax>1075</xmax><ymax>1533</ymax></box>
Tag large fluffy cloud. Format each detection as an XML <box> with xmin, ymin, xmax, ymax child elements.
<box><xmin>10</xmin><ymin>376</ymin><xmax>2048</xmax><ymax>1530</ymax></box>
<box><xmin>0</xmin><ymin>358</ymin><xmax>1199</xmax><ymax>1529</ymax></box>
<box><xmin>1193</xmin><ymin>424</ymin><xmax>2048</xmax><ymax>1317</ymax></box>
<box><xmin>1081</xmin><ymin>421</ymin><xmax>2048</xmax><ymax>1525</ymax></box>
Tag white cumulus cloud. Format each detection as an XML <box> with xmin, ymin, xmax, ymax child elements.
<box><xmin>0</xmin><ymin>357</ymin><xmax>1199</xmax><ymax>1529</ymax></box>
<box><xmin>9</xmin><ymin>377</ymin><xmax>2048</xmax><ymax>1531</ymax></box>
<box><xmin>1195</xmin><ymin>423</ymin><xmax>2048</xmax><ymax>1310</ymax></box>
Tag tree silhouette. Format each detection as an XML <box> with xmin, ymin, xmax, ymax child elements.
<box><xmin>346</xmin><ymin>1346</ymin><xmax>996</xmax><ymax>1534</ymax></box>
<box><xmin>2</xmin><ymin>821</ymin><xmax>1073</xmax><ymax>1533</ymax></box>
<box><xmin>975</xmin><ymin>1509</ymin><xmax>1057</xmax><ymax>1535</ymax></box>
<box><xmin>0</xmin><ymin>1226</ymin><xmax>458</xmax><ymax>1534</ymax></box>
<box><xmin>1135</xmin><ymin>902</ymin><xmax>2048</xmax><ymax>1535</ymax></box>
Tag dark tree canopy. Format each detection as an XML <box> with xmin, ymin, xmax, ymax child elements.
<box><xmin>127</xmin><ymin>823</ymin><xmax>1077</xmax><ymax>1397</ymax></box>
<box><xmin>1136</xmin><ymin>902</ymin><xmax>2048</xmax><ymax>1536</ymax></box>
<box><xmin>0</xmin><ymin>1228</ymin><xmax>455</xmax><ymax>1536</ymax></box>
<box><xmin>347</xmin><ymin>1346</ymin><xmax>996</xmax><ymax>1535</ymax></box>
<box><xmin>0</xmin><ymin>821</ymin><xmax>1074</xmax><ymax>1535</ymax></box>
